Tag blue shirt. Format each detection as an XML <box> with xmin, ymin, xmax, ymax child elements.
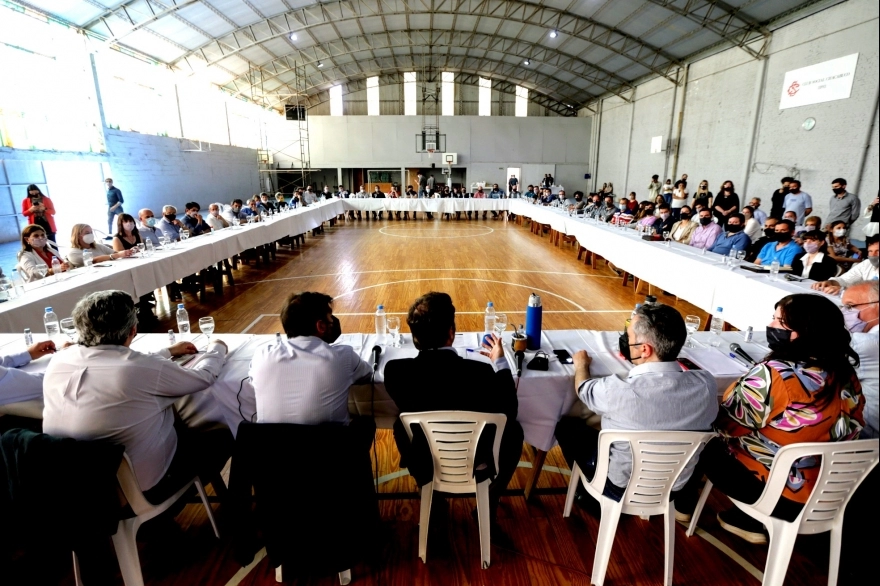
<box><xmin>710</xmin><ymin>230</ymin><xmax>751</xmax><ymax>256</ymax></box>
<box><xmin>757</xmin><ymin>239</ymin><xmax>804</xmax><ymax>266</ymax></box>
<box><xmin>106</xmin><ymin>186</ymin><xmax>123</xmax><ymax>207</ymax></box>
<box><xmin>489</xmin><ymin>189</ymin><xmax>503</xmax><ymax>199</ymax></box>
<box><xmin>157</xmin><ymin>217</ymin><xmax>181</xmax><ymax>241</ymax></box>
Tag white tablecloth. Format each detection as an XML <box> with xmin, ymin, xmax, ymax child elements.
<box><xmin>0</xmin><ymin>200</ymin><xmax>344</xmax><ymax>332</ymax></box>
<box><xmin>0</xmin><ymin>329</ymin><xmax>764</xmax><ymax>452</ymax></box>
<box><xmin>341</xmin><ymin>199</ymin><xmax>511</xmax><ymax>213</ymax></box>
<box><xmin>509</xmin><ymin>200</ymin><xmax>839</xmax><ymax>330</ymax></box>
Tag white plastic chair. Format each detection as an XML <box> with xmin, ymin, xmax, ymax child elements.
<box><xmin>399</xmin><ymin>410</ymin><xmax>507</xmax><ymax>570</ymax></box>
<box><xmin>275</xmin><ymin>565</ymin><xmax>351</xmax><ymax>585</ymax></box>
<box><xmin>73</xmin><ymin>453</ymin><xmax>220</xmax><ymax>586</ymax></box>
<box><xmin>686</xmin><ymin>439</ymin><xmax>879</xmax><ymax>586</ymax></box>
<box><xmin>563</xmin><ymin>430</ymin><xmax>715</xmax><ymax>586</ymax></box>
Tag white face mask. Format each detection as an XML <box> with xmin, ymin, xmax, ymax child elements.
<box><xmin>122</xmin><ymin>222</ymin><xmax>135</xmax><ymax>232</ymax></box>
<box><xmin>82</xmin><ymin>233</ymin><xmax>95</xmax><ymax>245</ymax></box>
<box><xmin>834</xmin><ymin>229</ymin><xmax>846</xmax><ymax>237</ymax></box>
<box><xmin>30</xmin><ymin>237</ymin><xmax>48</xmax><ymax>248</ymax></box>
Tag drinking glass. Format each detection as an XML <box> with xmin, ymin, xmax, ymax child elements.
<box><xmin>685</xmin><ymin>315</ymin><xmax>701</xmax><ymax>348</ymax></box>
<box><xmin>60</xmin><ymin>317</ymin><xmax>77</xmax><ymax>342</ymax></box>
<box><xmin>387</xmin><ymin>316</ymin><xmax>401</xmax><ymax>348</ymax></box>
<box><xmin>180</xmin><ymin>230</ymin><xmax>190</xmax><ymax>242</ymax></box>
<box><xmin>198</xmin><ymin>317</ymin><xmax>215</xmax><ymax>339</ymax></box>
<box><xmin>34</xmin><ymin>265</ymin><xmax>49</xmax><ymax>281</ymax></box>
<box><xmin>736</xmin><ymin>250</ymin><xmax>747</xmax><ymax>263</ymax></box>
<box><xmin>770</xmin><ymin>260</ymin><xmax>780</xmax><ymax>281</ymax></box>
<box><xmin>136</xmin><ymin>243</ymin><xmax>146</xmax><ymax>256</ymax></box>
<box><xmin>158</xmin><ymin>236</ymin><xmax>167</xmax><ymax>248</ymax></box>
<box><xmin>0</xmin><ymin>278</ymin><xmax>10</xmax><ymax>302</ymax></box>
<box><xmin>493</xmin><ymin>313</ymin><xmax>508</xmax><ymax>337</ymax></box>
<box><xmin>663</xmin><ymin>230</ymin><xmax>671</xmax><ymax>246</ymax></box>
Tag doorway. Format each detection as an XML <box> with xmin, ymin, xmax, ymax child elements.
<box><xmin>506</xmin><ymin>167</ymin><xmax>521</xmax><ymax>194</ymax></box>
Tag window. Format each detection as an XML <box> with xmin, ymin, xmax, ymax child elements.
<box><xmin>366</xmin><ymin>76</ymin><xmax>379</xmax><ymax>116</ymax></box>
<box><xmin>404</xmin><ymin>72</ymin><xmax>416</xmax><ymax>116</ymax></box>
<box><xmin>478</xmin><ymin>77</ymin><xmax>491</xmax><ymax>117</ymax></box>
<box><xmin>441</xmin><ymin>71</ymin><xmax>455</xmax><ymax>116</ymax></box>
<box><xmin>226</xmin><ymin>95</ymin><xmax>264</xmax><ymax>149</ymax></box>
<box><xmin>515</xmin><ymin>85</ymin><xmax>529</xmax><ymax>117</ymax></box>
<box><xmin>0</xmin><ymin>6</ymin><xmax>104</xmax><ymax>152</ymax></box>
<box><xmin>329</xmin><ymin>85</ymin><xmax>343</xmax><ymax>116</ymax></box>
<box><xmin>176</xmin><ymin>78</ymin><xmax>229</xmax><ymax>145</ymax></box>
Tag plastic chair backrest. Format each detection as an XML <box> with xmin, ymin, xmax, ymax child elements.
<box><xmin>590</xmin><ymin>430</ymin><xmax>715</xmax><ymax>515</ymax></box>
<box><xmin>747</xmin><ymin>439</ymin><xmax>879</xmax><ymax>532</ymax></box>
<box><xmin>400</xmin><ymin>411</ymin><xmax>507</xmax><ymax>493</ymax></box>
<box><xmin>116</xmin><ymin>452</ymin><xmax>153</xmax><ymax>517</ymax></box>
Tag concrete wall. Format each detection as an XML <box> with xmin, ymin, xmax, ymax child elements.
<box><xmin>586</xmin><ymin>0</ymin><xmax>879</xmax><ymax>234</ymax></box>
<box><xmin>0</xmin><ymin>130</ymin><xmax>261</xmax><ymax>242</ymax></box>
<box><xmin>273</xmin><ymin>115</ymin><xmax>592</xmax><ymax>194</ymax></box>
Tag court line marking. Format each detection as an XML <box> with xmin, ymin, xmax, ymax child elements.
<box><xmin>695</xmin><ymin>528</ymin><xmax>764</xmax><ymax>582</ymax></box>
<box><xmin>222</xmin><ymin>546</ymin><xmax>267</xmax><ymax>586</ymax></box>
<box><xmin>237</xmin><ymin>267</ymin><xmax>619</xmax><ymax>286</ymax></box>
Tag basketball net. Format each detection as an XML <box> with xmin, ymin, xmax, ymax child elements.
<box><xmin>427</xmin><ymin>149</ymin><xmax>435</xmax><ymax>157</ymax></box>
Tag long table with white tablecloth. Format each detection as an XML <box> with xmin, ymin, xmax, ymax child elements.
<box><xmin>341</xmin><ymin>198</ymin><xmax>512</xmax><ymax>213</ymax></box>
<box><xmin>508</xmin><ymin>200</ymin><xmax>839</xmax><ymax>331</ymax></box>
<box><xmin>0</xmin><ymin>328</ymin><xmax>765</xmax><ymax>453</ymax></box>
<box><xmin>0</xmin><ymin>200</ymin><xmax>345</xmax><ymax>332</ymax></box>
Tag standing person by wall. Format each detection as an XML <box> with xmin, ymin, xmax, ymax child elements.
<box><xmin>105</xmin><ymin>178</ymin><xmax>124</xmax><ymax>239</ymax></box>
<box><xmin>21</xmin><ymin>184</ymin><xmax>57</xmax><ymax>243</ymax></box>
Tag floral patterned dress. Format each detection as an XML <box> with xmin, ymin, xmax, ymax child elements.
<box><xmin>715</xmin><ymin>359</ymin><xmax>864</xmax><ymax>504</ymax></box>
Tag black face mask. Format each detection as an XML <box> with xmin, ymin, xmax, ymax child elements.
<box><xmin>764</xmin><ymin>228</ymin><xmax>776</xmax><ymax>239</ymax></box>
<box><xmin>680</xmin><ymin>213</ymin><xmax>691</xmax><ymax>220</ymax></box>
<box><xmin>774</xmin><ymin>232</ymin><xmax>792</xmax><ymax>242</ymax></box>
<box><xmin>833</xmin><ymin>187</ymin><xmax>846</xmax><ymax>195</ymax></box>
<box><xmin>618</xmin><ymin>331</ymin><xmax>644</xmax><ymax>364</ymax></box>
<box><xmin>727</xmin><ymin>223</ymin><xmax>743</xmax><ymax>232</ymax></box>
<box><xmin>164</xmin><ymin>214</ymin><xmax>176</xmax><ymax>222</ymax></box>
<box><xmin>790</xmin><ymin>188</ymin><xmax>800</xmax><ymax>194</ymax></box>
<box><xmin>767</xmin><ymin>326</ymin><xmax>793</xmax><ymax>352</ymax></box>
<box><xmin>699</xmin><ymin>217</ymin><xmax>713</xmax><ymax>226</ymax></box>
<box><xmin>321</xmin><ymin>315</ymin><xmax>341</xmax><ymax>344</ymax></box>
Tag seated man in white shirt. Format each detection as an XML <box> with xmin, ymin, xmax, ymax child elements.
<box><xmin>205</xmin><ymin>202</ymin><xmax>230</xmax><ymax>230</ymax></box>
<box><xmin>42</xmin><ymin>290</ymin><xmax>232</xmax><ymax>505</ymax></box>
<box><xmin>841</xmin><ymin>280</ymin><xmax>879</xmax><ymax>438</ymax></box>
<box><xmin>249</xmin><ymin>292</ymin><xmax>375</xmax><ymax>446</ymax></box>
<box><xmin>813</xmin><ymin>235</ymin><xmax>880</xmax><ymax>294</ymax></box>
<box><xmin>0</xmin><ymin>340</ymin><xmax>56</xmax><ymax>407</ymax></box>
<box><xmin>137</xmin><ymin>208</ymin><xmax>162</xmax><ymax>247</ymax></box>
<box><xmin>555</xmin><ymin>303</ymin><xmax>718</xmax><ymax>508</ymax></box>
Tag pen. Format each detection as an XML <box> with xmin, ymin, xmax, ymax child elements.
<box><xmin>729</xmin><ymin>353</ymin><xmax>751</xmax><ymax>367</ymax></box>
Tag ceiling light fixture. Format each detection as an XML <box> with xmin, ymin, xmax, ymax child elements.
<box><xmin>524</xmin><ymin>59</ymin><xmax>530</xmax><ymax>65</ymax></box>
<box><xmin>549</xmin><ymin>30</ymin><xmax>558</xmax><ymax>38</ymax></box>
<box><xmin>289</xmin><ymin>33</ymin><xmax>297</xmax><ymax>41</ymax></box>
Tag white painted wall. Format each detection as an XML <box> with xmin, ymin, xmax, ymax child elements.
<box><xmin>586</xmin><ymin>0</ymin><xmax>879</xmax><ymax>235</ymax></box>
<box><xmin>273</xmin><ymin>115</ymin><xmax>592</xmax><ymax>194</ymax></box>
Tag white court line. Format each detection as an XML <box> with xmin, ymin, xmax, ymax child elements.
<box><xmin>240</xmin><ymin>314</ymin><xmax>274</xmax><ymax>334</ymax></box>
<box><xmin>695</xmin><ymin>528</ymin><xmax>764</xmax><ymax>582</ymax></box>
<box><xmin>222</xmin><ymin>547</ymin><xmax>267</xmax><ymax>586</ymax></box>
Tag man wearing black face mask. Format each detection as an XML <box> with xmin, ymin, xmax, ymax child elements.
<box><xmin>770</xmin><ymin>176</ymin><xmax>792</xmax><ymax>220</ymax></box>
<box><xmin>158</xmin><ymin>205</ymin><xmax>183</xmax><ymax>241</ymax></box>
<box><xmin>709</xmin><ymin>213</ymin><xmax>751</xmax><ymax>256</ymax></box>
<box><xmin>825</xmin><ymin>178</ymin><xmax>861</xmax><ymax>230</ymax></box>
<box><xmin>248</xmin><ymin>292</ymin><xmax>374</xmax><ymax>440</ymax></box>
<box><xmin>746</xmin><ymin>217</ymin><xmax>778</xmax><ymax>262</ymax></box>
<box><xmin>689</xmin><ymin>209</ymin><xmax>722</xmax><ymax>250</ymax></box>
<box><xmin>755</xmin><ymin>219</ymin><xmax>803</xmax><ymax>266</ymax></box>
<box><xmin>783</xmin><ymin>179</ymin><xmax>812</xmax><ymax>222</ymax></box>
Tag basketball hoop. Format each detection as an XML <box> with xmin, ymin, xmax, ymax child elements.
<box><xmin>445</xmin><ymin>154</ymin><xmax>453</xmax><ymax>164</ymax></box>
<box><xmin>427</xmin><ymin>148</ymin><xmax>435</xmax><ymax>157</ymax></box>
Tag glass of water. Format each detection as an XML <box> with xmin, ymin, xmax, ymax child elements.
<box><xmin>136</xmin><ymin>243</ymin><xmax>146</xmax><ymax>256</ymax></box>
<box><xmin>387</xmin><ymin>316</ymin><xmax>401</xmax><ymax>348</ymax></box>
<box><xmin>198</xmin><ymin>316</ymin><xmax>215</xmax><ymax>340</ymax></box>
<box><xmin>180</xmin><ymin>230</ymin><xmax>190</xmax><ymax>242</ymax></box>
<box><xmin>663</xmin><ymin>230</ymin><xmax>671</xmax><ymax>246</ymax></box>
<box><xmin>493</xmin><ymin>313</ymin><xmax>508</xmax><ymax>337</ymax></box>
<box><xmin>685</xmin><ymin>315</ymin><xmax>701</xmax><ymax>348</ymax></box>
<box><xmin>158</xmin><ymin>236</ymin><xmax>167</xmax><ymax>249</ymax></box>
<box><xmin>770</xmin><ymin>260</ymin><xmax>781</xmax><ymax>281</ymax></box>
<box><xmin>60</xmin><ymin>317</ymin><xmax>77</xmax><ymax>343</ymax></box>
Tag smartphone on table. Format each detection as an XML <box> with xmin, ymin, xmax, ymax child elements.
<box><xmin>553</xmin><ymin>349</ymin><xmax>573</xmax><ymax>364</ymax></box>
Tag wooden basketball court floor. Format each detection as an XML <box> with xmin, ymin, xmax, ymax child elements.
<box><xmin>10</xmin><ymin>217</ymin><xmax>857</xmax><ymax>585</ymax></box>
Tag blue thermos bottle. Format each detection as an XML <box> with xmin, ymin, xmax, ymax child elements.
<box><xmin>525</xmin><ymin>293</ymin><xmax>542</xmax><ymax>350</ymax></box>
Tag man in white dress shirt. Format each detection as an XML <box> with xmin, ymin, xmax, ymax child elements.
<box><xmin>813</xmin><ymin>235</ymin><xmax>879</xmax><ymax>294</ymax></box>
<box><xmin>42</xmin><ymin>290</ymin><xmax>232</xmax><ymax>504</ymax></box>
<box><xmin>841</xmin><ymin>281</ymin><xmax>879</xmax><ymax>438</ymax></box>
<box><xmin>249</xmin><ymin>292</ymin><xmax>375</xmax><ymax>446</ymax></box>
<box><xmin>0</xmin><ymin>340</ymin><xmax>56</xmax><ymax>406</ymax></box>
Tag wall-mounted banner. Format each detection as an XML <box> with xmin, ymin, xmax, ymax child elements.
<box><xmin>779</xmin><ymin>53</ymin><xmax>859</xmax><ymax>110</ymax></box>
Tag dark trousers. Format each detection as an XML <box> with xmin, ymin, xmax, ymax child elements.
<box><xmin>554</xmin><ymin>417</ymin><xmax>626</xmax><ymax>501</ymax></box>
<box><xmin>675</xmin><ymin>437</ymin><xmax>803</xmax><ymax>522</ymax></box>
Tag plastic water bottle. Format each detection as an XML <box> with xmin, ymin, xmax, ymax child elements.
<box><xmin>709</xmin><ymin>307</ymin><xmax>724</xmax><ymax>347</ymax></box>
<box><xmin>769</xmin><ymin>260</ymin><xmax>780</xmax><ymax>281</ymax></box>
<box><xmin>625</xmin><ymin>303</ymin><xmax>641</xmax><ymax>329</ymax></box>
<box><xmin>83</xmin><ymin>249</ymin><xmax>94</xmax><ymax>269</ymax></box>
<box><xmin>24</xmin><ymin>328</ymin><xmax>34</xmax><ymax>345</ymax></box>
<box><xmin>44</xmin><ymin>307</ymin><xmax>60</xmax><ymax>337</ymax></box>
<box><xmin>484</xmin><ymin>302</ymin><xmax>496</xmax><ymax>334</ymax></box>
<box><xmin>176</xmin><ymin>303</ymin><xmax>190</xmax><ymax>335</ymax></box>
<box><xmin>168</xmin><ymin>329</ymin><xmax>176</xmax><ymax>345</ymax></box>
<box><xmin>51</xmin><ymin>257</ymin><xmax>62</xmax><ymax>281</ymax></box>
<box><xmin>375</xmin><ymin>305</ymin><xmax>386</xmax><ymax>343</ymax></box>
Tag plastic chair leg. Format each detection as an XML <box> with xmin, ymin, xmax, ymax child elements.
<box><xmin>194</xmin><ymin>477</ymin><xmax>220</xmax><ymax>539</ymax></box>
<box><xmin>72</xmin><ymin>552</ymin><xmax>84</xmax><ymax>586</ymax></box>
<box><xmin>562</xmin><ymin>462</ymin><xmax>582</xmax><ymax>518</ymax></box>
<box><xmin>828</xmin><ymin>518</ymin><xmax>843</xmax><ymax>586</ymax></box>
<box><xmin>338</xmin><ymin>569</ymin><xmax>352</xmax><ymax>585</ymax></box>
<box><xmin>686</xmin><ymin>479</ymin><xmax>713</xmax><ymax>537</ymax></box>
<box><xmin>663</xmin><ymin>502</ymin><xmax>675</xmax><ymax>586</ymax></box>
<box><xmin>761</xmin><ymin>518</ymin><xmax>798</xmax><ymax>586</ymax></box>
<box><xmin>275</xmin><ymin>565</ymin><xmax>283</xmax><ymax>582</ymax></box>
<box><xmin>476</xmin><ymin>480</ymin><xmax>492</xmax><ymax>569</ymax></box>
<box><xmin>418</xmin><ymin>482</ymin><xmax>434</xmax><ymax>564</ymax></box>
<box><xmin>112</xmin><ymin>518</ymin><xmax>145</xmax><ymax>586</ymax></box>
<box><xmin>591</xmin><ymin>497</ymin><xmax>624</xmax><ymax>586</ymax></box>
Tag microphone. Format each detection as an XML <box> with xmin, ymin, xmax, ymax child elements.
<box><xmin>370</xmin><ymin>345</ymin><xmax>382</xmax><ymax>371</ymax></box>
<box><xmin>730</xmin><ymin>343</ymin><xmax>756</xmax><ymax>366</ymax></box>
<box><xmin>515</xmin><ymin>351</ymin><xmax>525</xmax><ymax>378</ymax></box>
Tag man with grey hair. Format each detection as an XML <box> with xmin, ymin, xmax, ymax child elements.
<box><xmin>841</xmin><ymin>280</ymin><xmax>879</xmax><ymax>438</ymax></box>
<box><xmin>205</xmin><ymin>202</ymin><xmax>230</xmax><ymax>230</ymax></box>
<box><xmin>158</xmin><ymin>204</ymin><xmax>183</xmax><ymax>242</ymax></box>
<box><xmin>555</xmin><ymin>303</ymin><xmax>718</xmax><ymax>511</ymax></box>
<box><xmin>43</xmin><ymin>290</ymin><xmax>231</xmax><ymax>504</ymax></box>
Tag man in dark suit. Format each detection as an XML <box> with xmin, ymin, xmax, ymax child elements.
<box><xmin>383</xmin><ymin>292</ymin><xmax>523</xmax><ymax>518</ymax></box>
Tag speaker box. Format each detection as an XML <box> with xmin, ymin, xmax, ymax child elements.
<box><xmin>285</xmin><ymin>105</ymin><xmax>306</xmax><ymax>121</ymax></box>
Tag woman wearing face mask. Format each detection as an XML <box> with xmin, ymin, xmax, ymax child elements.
<box><xmin>21</xmin><ymin>185</ymin><xmax>57</xmax><ymax>243</ymax></box>
<box><xmin>691</xmin><ymin>180</ymin><xmax>713</xmax><ymax>210</ymax></box>
<box><xmin>825</xmin><ymin>221</ymin><xmax>862</xmax><ymax>267</ymax></box>
<box><xmin>713</xmin><ymin>180</ymin><xmax>739</xmax><ymax>224</ymax></box>
<box><xmin>16</xmin><ymin>224</ymin><xmax>68</xmax><ymax>282</ymax></box>
<box><xmin>675</xmin><ymin>293</ymin><xmax>865</xmax><ymax>543</ymax></box>
<box><xmin>790</xmin><ymin>231</ymin><xmax>838</xmax><ymax>281</ymax></box>
<box><xmin>112</xmin><ymin>213</ymin><xmax>143</xmax><ymax>252</ymax></box>
<box><xmin>669</xmin><ymin>206</ymin><xmax>697</xmax><ymax>243</ymax></box>
<box><xmin>67</xmin><ymin>223</ymin><xmax>133</xmax><ymax>268</ymax></box>
<box><xmin>741</xmin><ymin>206</ymin><xmax>762</xmax><ymax>242</ymax></box>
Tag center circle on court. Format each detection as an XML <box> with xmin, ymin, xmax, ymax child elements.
<box><xmin>378</xmin><ymin>225</ymin><xmax>494</xmax><ymax>238</ymax></box>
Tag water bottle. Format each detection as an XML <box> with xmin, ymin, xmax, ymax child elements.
<box><xmin>276</xmin><ymin>332</ymin><xmax>282</xmax><ymax>346</ymax></box>
<box><xmin>51</xmin><ymin>257</ymin><xmax>62</xmax><ymax>281</ymax></box>
<box><xmin>709</xmin><ymin>307</ymin><xmax>724</xmax><ymax>347</ymax></box>
<box><xmin>168</xmin><ymin>329</ymin><xmax>176</xmax><ymax>345</ymax></box>
<box><xmin>375</xmin><ymin>305</ymin><xmax>386</xmax><ymax>343</ymax></box>
<box><xmin>769</xmin><ymin>260</ymin><xmax>780</xmax><ymax>281</ymax></box>
<box><xmin>625</xmin><ymin>303</ymin><xmax>641</xmax><ymax>329</ymax></box>
<box><xmin>144</xmin><ymin>239</ymin><xmax>154</xmax><ymax>256</ymax></box>
<box><xmin>484</xmin><ymin>302</ymin><xmax>496</xmax><ymax>334</ymax></box>
<box><xmin>176</xmin><ymin>303</ymin><xmax>190</xmax><ymax>335</ymax></box>
<box><xmin>44</xmin><ymin>307</ymin><xmax>60</xmax><ymax>337</ymax></box>
<box><xmin>24</xmin><ymin>328</ymin><xmax>34</xmax><ymax>345</ymax></box>
<box><xmin>83</xmin><ymin>249</ymin><xmax>94</xmax><ymax>269</ymax></box>
<box><xmin>644</xmin><ymin>295</ymin><xmax>657</xmax><ymax>306</ymax></box>
<box><xmin>525</xmin><ymin>293</ymin><xmax>543</xmax><ymax>350</ymax></box>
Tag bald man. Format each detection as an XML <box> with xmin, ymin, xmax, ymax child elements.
<box><xmin>842</xmin><ymin>280</ymin><xmax>879</xmax><ymax>438</ymax></box>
